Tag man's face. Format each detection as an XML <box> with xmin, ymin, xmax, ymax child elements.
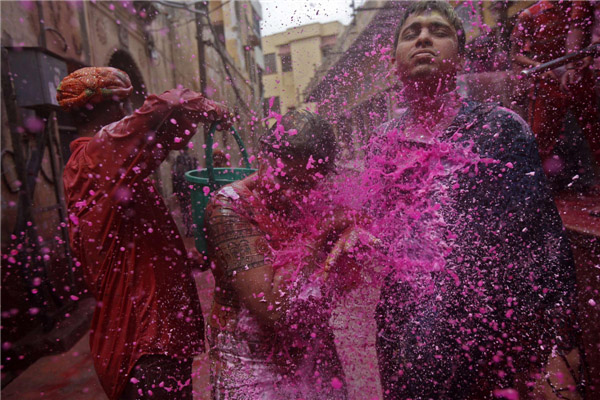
<box><xmin>393</xmin><ymin>11</ymin><xmax>463</xmax><ymax>85</ymax></box>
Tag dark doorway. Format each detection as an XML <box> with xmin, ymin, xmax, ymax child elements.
<box><xmin>108</xmin><ymin>50</ymin><xmax>147</xmax><ymax>109</ymax></box>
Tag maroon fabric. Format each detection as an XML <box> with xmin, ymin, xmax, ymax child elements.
<box><xmin>526</xmin><ymin>70</ymin><xmax>600</xmax><ymax>159</ymax></box>
<box><xmin>63</xmin><ymin>89</ymin><xmax>227</xmax><ymax>399</ymax></box>
<box><xmin>512</xmin><ymin>1</ymin><xmax>593</xmax><ymax>63</ymax></box>
<box><xmin>512</xmin><ymin>1</ymin><xmax>599</xmax><ymax>161</ymax></box>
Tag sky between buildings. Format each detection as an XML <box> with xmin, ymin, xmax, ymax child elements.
<box><xmin>259</xmin><ymin>0</ymin><xmax>366</xmax><ymax>36</ymax></box>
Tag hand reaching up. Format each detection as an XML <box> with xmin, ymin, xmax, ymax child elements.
<box><xmin>321</xmin><ymin>227</ymin><xmax>382</xmax><ymax>292</ymax></box>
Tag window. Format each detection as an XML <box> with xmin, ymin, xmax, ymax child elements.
<box><xmin>248</xmin><ymin>55</ymin><xmax>256</xmax><ymax>84</ymax></box>
<box><xmin>281</xmin><ymin>54</ymin><xmax>292</xmax><ymax>72</ymax></box>
<box><xmin>257</xmin><ymin>67</ymin><xmax>264</xmax><ymax>99</ymax></box>
<box><xmin>271</xmin><ymin>96</ymin><xmax>280</xmax><ymax>114</ymax></box>
<box><xmin>244</xmin><ymin>48</ymin><xmax>253</xmax><ymax>81</ymax></box>
<box><xmin>264</xmin><ymin>53</ymin><xmax>276</xmax><ymax>74</ymax></box>
<box><xmin>320</xmin><ymin>35</ymin><xmax>337</xmax><ymax>60</ymax></box>
<box><xmin>322</xmin><ymin>46</ymin><xmax>333</xmax><ymax>59</ymax></box>
<box><xmin>251</xmin><ymin>9</ymin><xmax>261</xmax><ymax>42</ymax></box>
<box><xmin>263</xmin><ymin>96</ymin><xmax>280</xmax><ymax>116</ymax></box>
<box><xmin>214</xmin><ymin>23</ymin><xmax>225</xmax><ymax>44</ymax></box>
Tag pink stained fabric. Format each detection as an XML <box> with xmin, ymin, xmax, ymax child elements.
<box><xmin>63</xmin><ymin>88</ymin><xmax>228</xmax><ymax>399</ymax></box>
<box><xmin>512</xmin><ymin>1</ymin><xmax>593</xmax><ymax>63</ymax></box>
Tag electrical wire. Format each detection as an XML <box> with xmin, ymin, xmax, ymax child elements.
<box><xmin>201</xmin><ymin>12</ymin><xmax>253</xmax><ymax>112</ymax></box>
<box><xmin>154</xmin><ymin>0</ymin><xmax>254</xmax><ymax>112</ymax></box>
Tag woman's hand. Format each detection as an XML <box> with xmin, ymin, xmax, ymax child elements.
<box><xmin>321</xmin><ymin>227</ymin><xmax>381</xmax><ymax>291</ymax></box>
<box><xmin>560</xmin><ymin>58</ymin><xmax>592</xmax><ymax>94</ymax></box>
<box><xmin>316</xmin><ymin>208</ymin><xmax>372</xmax><ymax>248</ymax></box>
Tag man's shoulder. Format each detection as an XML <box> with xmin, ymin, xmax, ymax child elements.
<box><xmin>208</xmin><ymin>184</ymin><xmax>240</xmax><ymax>210</ymax></box>
<box><xmin>477</xmin><ymin>100</ymin><xmax>519</xmax><ymax>117</ymax></box>
<box><xmin>63</xmin><ymin>137</ymin><xmax>92</xmax><ymax>184</ymax></box>
<box><xmin>206</xmin><ymin>180</ymin><xmax>254</xmax><ymax>218</ymax></box>
<box><xmin>480</xmin><ymin>103</ymin><xmax>530</xmax><ymax>133</ymax></box>
<box><xmin>65</xmin><ymin>137</ymin><xmax>91</xmax><ymax>163</ymax></box>
<box><xmin>465</xmin><ymin>101</ymin><xmax>536</xmax><ymax>158</ymax></box>
<box><xmin>368</xmin><ymin>117</ymin><xmax>405</xmax><ymax>156</ymax></box>
<box><xmin>526</xmin><ymin>1</ymin><xmax>554</xmax><ymax>18</ymax></box>
<box><xmin>463</xmin><ymin>100</ymin><xmax>528</xmax><ymax>129</ymax></box>
<box><xmin>371</xmin><ymin>110</ymin><xmax>409</xmax><ymax>150</ymax></box>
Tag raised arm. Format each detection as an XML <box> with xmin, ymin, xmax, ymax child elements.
<box><xmin>565</xmin><ymin>2</ymin><xmax>593</xmax><ymax>57</ymax></box>
<box><xmin>85</xmin><ymin>88</ymin><xmax>228</xmax><ymax>187</ymax></box>
<box><xmin>510</xmin><ymin>9</ymin><xmax>545</xmax><ymax>73</ymax></box>
<box><xmin>562</xmin><ymin>2</ymin><xmax>594</xmax><ymax>90</ymax></box>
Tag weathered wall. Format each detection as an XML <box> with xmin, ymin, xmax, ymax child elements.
<box><xmin>1</xmin><ymin>1</ymin><xmax>264</xmax><ymax>380</ymax></box>
<box><xmin>262</xmin><ymin>21</ymin><xmax>344</xmax><ymax>114</ymax></box>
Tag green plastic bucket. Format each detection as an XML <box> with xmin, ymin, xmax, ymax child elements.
<box><xmin>184</xmin><ymin>123</ymin><xmax>256</xmax><ymax>254</ymax></box>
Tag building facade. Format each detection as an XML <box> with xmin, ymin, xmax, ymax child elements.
<box><xmin>262</xmin><ymin>21</ymin><xmax>344</xmax><ymax>115</ymax></box>
<box><xmin>1</xmin><ymin>0</ymin><xmax>264</xmax><ymax>384</ymax></box>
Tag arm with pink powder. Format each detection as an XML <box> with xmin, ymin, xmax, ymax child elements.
<box><xmin>562</xmin><ymin>2</ymin><xmax>594</xmax><ymax>91</ymax></box>
<box><xmin>84</xmin><ymin>88</ymin><xmax>229</xmax><ymax>186</ymax></box>
<box><xmin>205</xmin><ymin>196</ymin><xmax>363</xmax><ymax>332</ymax></box>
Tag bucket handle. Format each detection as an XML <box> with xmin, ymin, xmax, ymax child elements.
<box><xmin>205</xmin><ymin>121</ymin><xmax>252</xmax><ymax>189</ymax></box>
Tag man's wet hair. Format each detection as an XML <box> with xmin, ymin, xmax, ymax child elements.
<box><xmin>260</xmin><ymin>110</ymin><xmax>338</xmax><ymax>173</ymax></box>
<box><xmin>393</xmin><ymin>1</ymin><xmax>466</xmax><ymax>55</ymax></box>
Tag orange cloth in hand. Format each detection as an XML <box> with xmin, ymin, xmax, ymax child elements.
<box><xmin>56</xmin><ymin>67</ymin><xmax>133</xmax><ymax>110</ymax></box>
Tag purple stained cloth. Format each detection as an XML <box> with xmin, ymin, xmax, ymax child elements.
<box><xmin>372</xmin><ymin>99</ymin><xmax>578</xmax><ymax>398</ymax></box>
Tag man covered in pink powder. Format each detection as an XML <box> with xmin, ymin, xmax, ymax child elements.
<box><xmin>371</xmin><ymin>2</ymin><xmax>580</xmax><ymax>399</ymax></box>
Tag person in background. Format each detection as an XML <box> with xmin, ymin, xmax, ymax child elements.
<box><xmin>59</xmin><ymin>67</ymin><xmax>230</xmax><ymax>399</ymax></box>
<box><xmin>373</xmin><ymin>2</ymin><xmax>579</xmax><ymax>398</ymax></box>
<box><xmin>172</xmin><ymin>151</ymin><xmax>199</xmax><ymax>237</ymax></box>
<box><xmin>211</xmin><ymin>149</ymin><xmax>229</xmax><ymax>168</ymax></box>
<box><xmin>511</xmin><ymin>0</ymin><xmax>600</xmax><ymax>183</ymax></box>
<box><xmin>465</xmin><ymin>34</ymin><xmax>510</xmax><ymax>73</ymax></box>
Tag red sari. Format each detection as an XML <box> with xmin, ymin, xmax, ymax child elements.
<box><xmin>512</xmin><ymin>1</ymin><xmax>599</xmax><ymax>160</ymax></box>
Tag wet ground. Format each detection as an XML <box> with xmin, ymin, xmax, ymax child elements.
<box><xmin>2</xmin><ymin>266</ymin><xmax>383</xmax><ymax>399</ymax></box>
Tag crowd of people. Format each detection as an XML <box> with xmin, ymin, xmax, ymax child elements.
<box><xmin>55</xmin><ymin>1</ymin><xmax>597</xmax><ymax>399</ymax></box>
<box><xmin>510</xmin><ymin>0</ymin><xmax>599</xmax><ymax>188</ymax></box>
